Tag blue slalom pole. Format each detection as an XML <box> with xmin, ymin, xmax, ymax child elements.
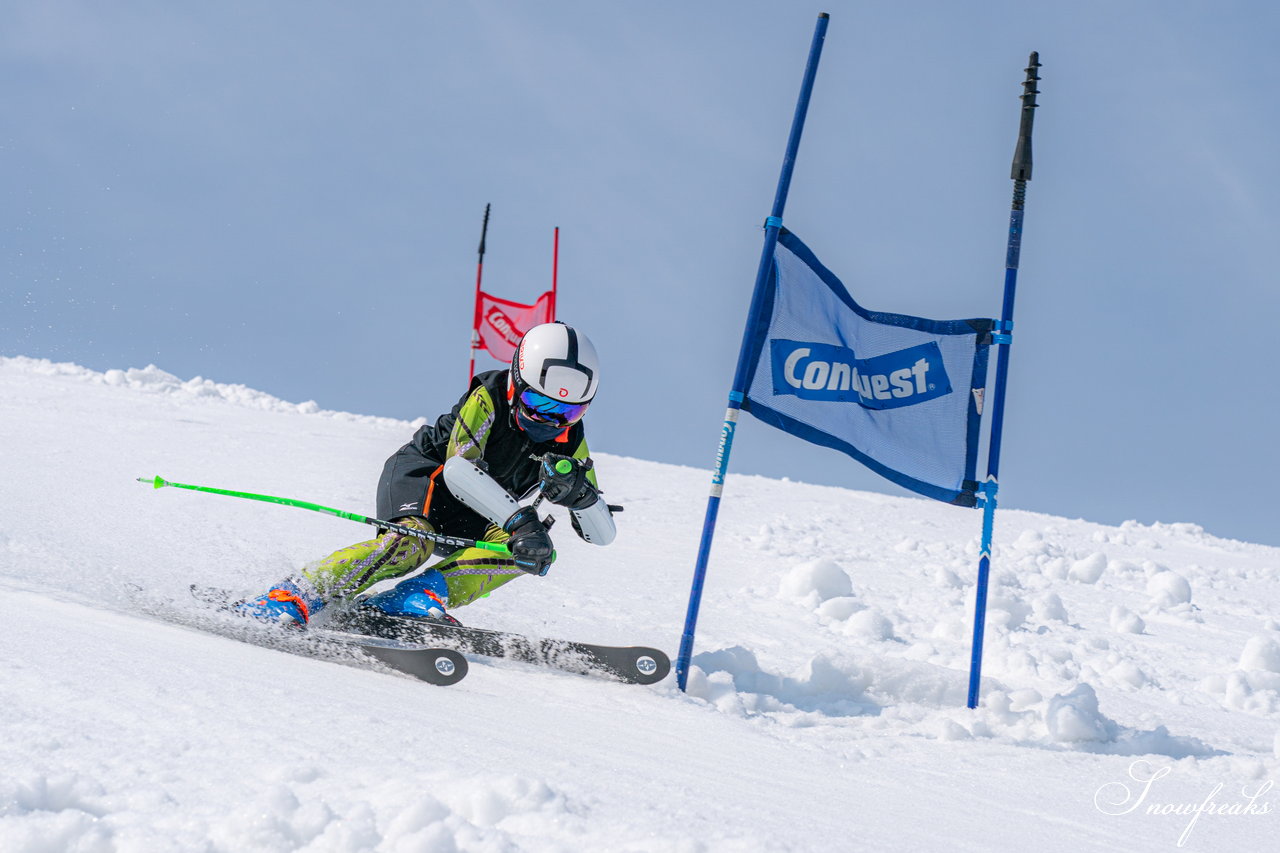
<box><xmin>676</xmin><ymin>13</ymin><xmax>830</xmax><ymax>691</ymax></box>
<box><xmin>967</xmin><ymin>53</ymin><xmax>1041</xmax><ymax>709</ymax></box>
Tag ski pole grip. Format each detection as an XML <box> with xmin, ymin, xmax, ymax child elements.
<box><xmin>472</xmin><ymin>540</ymin><xmax>512</xmax><ymax>555</ymax></box>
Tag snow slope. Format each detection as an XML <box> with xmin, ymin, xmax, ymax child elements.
<box><xmin>1</xmin><ymin>356</ymin><xmax>1277</xmax><ymax>852</ymax></box>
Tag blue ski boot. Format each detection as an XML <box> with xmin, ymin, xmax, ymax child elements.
<box><xmin>235</xmin><ymin>579</ymin><xmax>323</xmax><ymax>627</ymax></box>
<box><xmin>360</xmin><ymin>569</ymin><xmax>462</xmax><ymax>626</ymax></box>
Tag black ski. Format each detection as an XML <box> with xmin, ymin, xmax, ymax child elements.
<box><xmin>336</xmin><ymin>609</ymin><xmax>671</xmax><ymax>685</ymax></box>
<box><xmin>309</xmin><ymin>628</ymin><xmax>468</xmax><ymax>687</ymax></box>
<box><xmin>186</xmin><ymin>585</ymin><xmax>468</xmax><ymax>686</ymax></box>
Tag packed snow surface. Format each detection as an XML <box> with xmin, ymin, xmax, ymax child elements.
<box><xmin>1</xmin><ymin>357</ymin><xmax>1277</xmax><ymax>851</ymax></box>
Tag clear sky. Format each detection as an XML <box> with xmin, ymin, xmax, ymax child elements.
<box><xmin>4</xmin><ymin>1</ymin><xmax>1278</xmax><ymax>546</ymax></box>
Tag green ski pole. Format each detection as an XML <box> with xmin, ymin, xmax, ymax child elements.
<box><xmin>137</xmin><ymin>475</ymin><xmax>512</xmax><ymax>556</ymax></box>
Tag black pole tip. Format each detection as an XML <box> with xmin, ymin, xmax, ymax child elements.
<box><xmin>1011</xmin><ymin>53</ymin><xmax>1040</xmax><ymax>182</ymax></box>
<box><xmin>819</xmin><ymin>12</ymin><xmax>829</xmax><ymax>19</ymax></box>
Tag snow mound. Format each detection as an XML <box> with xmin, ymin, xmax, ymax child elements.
<box><xmin>933</xmin><ymin>567</ymin><xmax>964</xmax><ymax>589</ymax></box>
<box><xmin>1146</xmin><ymin>569</ymin><xmax>1193</xmax><ymax>609</ymax></box>
<box><xmin>1106</xmin><ymin>661</ymin><xmax>1150</xmax><ymax>690</ymax></box>
<box><xmin>985</xmin><ymin>594</ymin><xmax>1031</xmax><ymax>631</ymax></box>
<box><xmin>1068</xmin><ymin>552</ymin><xmax>1107</xmax><ymax>584</ymax></box>
<box><xmin>815</xmin><ymin>596</ymin><xmax>861</xmax><ymax>622</ymax></box>
<box><xmin>1031</xmin><ymin>592</ymin><xmax>1068</xmax><ymax>623</ymax></box>
<box><xmin>840</xmin><ymin>609</ymin><xmax>896</xmax><ymax>641</ymax></box>
<box><xmin>1109</xmin><ymin>606</ymin><xmax>1146</xmax><ymax>635</ymax></box>
<box><xmin>1239</xmin><ymin>636</ymin><xmax>1280</xmax><ymax>673</ymax></box>
<box><xmin>1041</xmin><ymin>685</ymin><xmax>1216</xmax><ymax>757</ymax></box>
<box><xmin>1222</xmin><ymin>671</ymin><xmax>1280</xmax><ymax>715</ymax></box>
<box><xmin>1046</xmin><ymin>684</ymin><xmax>1117</xmax><ymax>743</ymax></box>
<box><xmin>777</xmin><ymin>558</ymin><xmax>853</xmax><ymax>606</ymax></box>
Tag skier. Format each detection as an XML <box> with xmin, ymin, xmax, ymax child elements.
<box><xmin>239</xmin><ymin>322</ymin><xmax>615</xmax><ymax>627</ymax></box>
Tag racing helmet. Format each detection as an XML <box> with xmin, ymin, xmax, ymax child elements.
<box><xmin>509</xmin><ymin>322</ymin><xmax>600</xmax><ymax>431</ymax></box>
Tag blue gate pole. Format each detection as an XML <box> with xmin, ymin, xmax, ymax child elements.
<box><xmin>675</xmin><ymin>13</ymin><xmax>831</xmax><ymax>691</ymax></box>
<box><xmin>967</xmin><ymin>53</ymin><xmax>1041</xmax><ymax>709</ymax></box>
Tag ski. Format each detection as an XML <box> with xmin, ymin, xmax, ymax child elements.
<box><xmin>308</xmin><ymin>628</ymin><xmax>468</xmax><ymax>687</ymax></box>
<box><xmin>184</xmin><ymin>585</ymin><xmax>669</xmax><ymax>685</ymax></box>
<box><xmin>334</xmin><ymin>609</ymin><xmax>671</xmax><ymax>686</ymax></box>
<box><xmin>185</xmin><ymin>585</ymin><xmax>468</xmax><ymax>686</ymax></box>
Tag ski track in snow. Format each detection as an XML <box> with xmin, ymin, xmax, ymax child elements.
<box><xmin>1</xmin><ymin>356</ymin><xmax>1277</xmax><ymax>852</ymax></box>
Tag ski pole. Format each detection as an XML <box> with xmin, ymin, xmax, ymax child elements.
<box><xmin>136</xmin><ymin>475</ymin><xmax>512</xmax><ymax>556</ymax></box>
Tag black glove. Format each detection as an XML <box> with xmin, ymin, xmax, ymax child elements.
<box><xmin>538</xmin><ymin>454</ymin><xmax>601</xmax><ymax>511</ymax></box>
<box><xmin>503</xmin><ymin>506</ymin><xmax>555</xmax><ymax>576</ymax></box>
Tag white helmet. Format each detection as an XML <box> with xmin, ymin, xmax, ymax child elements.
<box><xmin>510</xmin><ymin>323</ymin><xmax>599</xmax><ymax>430</ymax></box>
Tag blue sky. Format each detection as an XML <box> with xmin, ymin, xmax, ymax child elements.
<box><xmin>4</xmin><ymin>1</ymin><xmax>1278</xmax><ymax>546</ymax></box>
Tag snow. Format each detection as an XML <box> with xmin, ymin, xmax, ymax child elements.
<box><xmin>1045</xmin><ymin>684</ymin><xmax>1117</xmax><ymax>744</ymax></box>
<box><xmin>776</xmin><ymin>558</ymin><xmax>853</xmax><ymax>604</ymax></box>
<box><xmin>1069</xmin><ymin>552</ymin><xmax>1108</xmax><ymax>585</ymax></box>
<box><xmin>1110</xmin><ymin>605</ymin><xmax>1147</xmax><ymax>635</ymax></box>
<box><xmin>1</xmin><ymin>355</ymin><xmax>1278</xmax><ymax>851</ymax></box>
<box><xmin>1240</xmin><ymin>636</ymin><xmax>1280</xmax><ymax>674</ymax></box>
<box><xmin>1148</xmin><ymin>570</ymin><xmax>1195</xmax><ymax>609</ymax></box>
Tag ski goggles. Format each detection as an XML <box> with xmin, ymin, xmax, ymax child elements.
<box><xmin>517</xmin><ymin>388</ymin><xmax>590</xmax><ymax>427</ymax></box>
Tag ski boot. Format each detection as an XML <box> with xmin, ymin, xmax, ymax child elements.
<box><xmin>235</xmin><ymin>579</ymin><xmax>322</xmax><ymax>627</ymax></box>
<box><xmin>359</xmin><ymin>569</ymin><xmax>462</xmax><ymax>627</ymax></box>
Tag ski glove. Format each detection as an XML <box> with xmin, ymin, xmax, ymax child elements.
<box><xmin>538</xmin><ymin>454</ymin><xmax>601</xmax><ymax>511</ymax></box>
<box><xmin>503</xmin><ymin>506</ymin><xmax>555</xmax><ymax>576</ymax></box>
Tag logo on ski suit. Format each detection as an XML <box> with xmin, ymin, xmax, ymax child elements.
<box><xmin>769</xmin><ymin>339</ymin><xmax>952</xmax><ymax>410</ymax></box>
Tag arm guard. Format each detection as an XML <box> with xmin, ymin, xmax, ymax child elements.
<box><xmin>442</xmin><ymin>456</ymin><xmax>519</xmax><ymax>528</ymax></box>
<box><xmin>570</xmin><ymin>499</ymin><xmax>616</xmax><ymax>546</ymax></box>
